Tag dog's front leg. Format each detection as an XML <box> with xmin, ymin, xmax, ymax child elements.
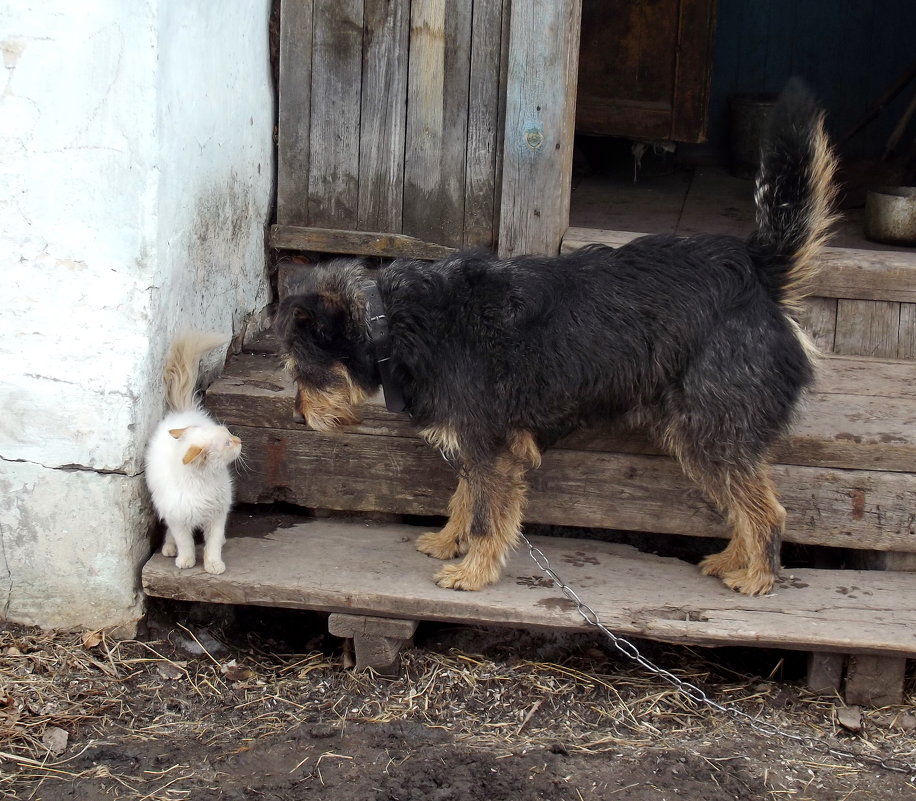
<box><xmin>416</xmin><ymin>476</ymin><xmax>472</xmax><ymax>560</ymax></box>
<box><xmin>434</xmin><ymin>454</ymin><xmax>527</xmax><ymax>591</ymax></box>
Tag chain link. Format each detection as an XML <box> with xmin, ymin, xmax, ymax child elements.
<box><xmin>519</xmin><ymin>531</ymin><xmax>916</xmax><ymax>776</ymax></box>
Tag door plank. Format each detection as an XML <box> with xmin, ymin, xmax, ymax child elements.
<box><xmin>357</xmin><ymin>0</ymin><xmax>410</xmax><ymax>234</ymax></box>
<box><xmin>498</xmin><ymin>0</ymin><xmax>582</xmax><ymax>257</ymax></box>
<box><xmin>307</xmin><ymin>0</ymin><xmax>363</xmax><ymax>229</ymax></box>
<box><xmin>402</xmin><ymin>0</ymin><xmax>473</xmax><ymax>247</ymax></box>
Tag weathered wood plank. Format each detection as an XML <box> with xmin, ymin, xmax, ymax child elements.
<box><xmin>794</xmin><ymin>297</ymin><xmax>838</xmax><ymax>353</ymax></box>
<box><xmin>207</xmin><ymin>352</ymin><xmax>916</xmax><ymax>473</ymax></box>
<box><xmin>307</xmin><ymin>0</ymin><xmax>363</xmax><ymax>229</ymax></box>
<box><xmin>276</xmin><ymin>0</ymin><xmax>314</xmax><ymax>225</ymax></box>
<box><xmin>224</xmin><ymin>421</ymin><xmax>916</xmax><ymax>553</ymax></box>
<box><xmin>900</xmin><ymin>303</ymin><xmax>916</xmax><ymax>359</ymax></box>
<box><xmin>498</xmin><ymin>0</ymin><xmax>582</xmax><ymax>257</ymax></box>
<box><xmin>270</xmin><ymin>224</ymin><xmax>455</xmax><ymax>260</ymax></box>
<box><xmin>402</xmin><ymin>0</ymin><xmax>472</xmax><ymax>247</ymax></box>
<box><xmin>463</xmin><ymin>0</ymin><xmax>507</xmax><ymax>249</ymax></box>
<box><xmin>808</xmin><ymin>354</ymin><xmax>916</xmax><ymax>398</ymax></box>
<box><xmin>561</xmin><ymin>228</ymin><xmax>916</xmax><ymax>303</ymax></box>
<box><xmin>835</xmin><ymin>299</ymin><xmax>901</xmax><ymax>358</ymax></box>
<box><xmin>141</xmin><ymin>517</ymin><xmax>916</xmax><ymax>657</ymax></box>
<box><xmin>357</xmin><ymin>0</ymin><xmax>410</xmax><ymax>233</ymax></box>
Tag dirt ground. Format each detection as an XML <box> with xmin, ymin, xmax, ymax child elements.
<box><xmin>1</xmin><ymin>603</ymin><xmax>914</xmax><ymax>801</ymax></box>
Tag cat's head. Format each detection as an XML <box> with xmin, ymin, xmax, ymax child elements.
<box><xmin>168</xmin><ymin>425</ymin><xmax>242</xmax><ymax>467</ymax></box>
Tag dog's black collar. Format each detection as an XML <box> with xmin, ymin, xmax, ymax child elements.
<box><xmin>361</xmin><ymin>279</ymin><xmax>408</xmax><ymax>414</ymax></box>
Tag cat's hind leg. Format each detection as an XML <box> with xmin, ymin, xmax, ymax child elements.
<box><xmin>202</xmin><ymin>512</ymin><xmax>228</xmax><ymax>575</ymax></box>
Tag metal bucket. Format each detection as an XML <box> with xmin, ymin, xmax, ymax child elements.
<box><xmin>729</xmin><ymin>94</ymin><xmax>777</xmax><ymax>179</ymax></box>
<box><xmin>865</xmin><ymin>186</ymin><xmax>916</xmax><ymax>246</ymax></box>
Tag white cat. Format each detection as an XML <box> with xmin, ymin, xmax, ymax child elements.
<box><xmin>145</xmin><ymin>332</ymin><xmax>242</xmax><ymax>575</ymax></box>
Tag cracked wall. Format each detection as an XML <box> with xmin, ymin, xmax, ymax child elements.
<box><xmin>0</xmin><ymin>1</ymin><xmax>274</xmax><ymax>629</ymax></box>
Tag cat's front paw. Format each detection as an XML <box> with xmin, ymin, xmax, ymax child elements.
<box><xmin>204</xmin><ymin>558</ymin><xmax>226</xmax><ymax>575</ymax></box>
<box><xmin>161</xmin><ymin>541</ymin><xmax>177</xmax><ymax>558</ymax></box>
<box><xmin>175</xmin><ymin>553</ymin><xmax>196</xmax><ymax>570</ymax></box>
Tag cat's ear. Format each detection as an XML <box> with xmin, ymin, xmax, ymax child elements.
<box><xmin>169</xmin><ymin>428</ymin><xmax>188</xmax><ymax>439</ymax></box>
<box><xmin>182</xmin><ymin>445</ymin><xmax>204</xmax><ymax>464</ymax></box>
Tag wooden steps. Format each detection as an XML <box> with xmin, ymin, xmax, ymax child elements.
<box><xmin>203</xmin><ymin>349</ymin><xmax>916</xmax><ymax>553</ymax></box>
<box><xmin>141</xmin><ymin>513</ymin><xmax>916</xmax><ymax>658</ymax></box>
<box><xmin>562</xmin><ymin>227</ymin><xmax>916</xmax><ymax>303</ymax></box>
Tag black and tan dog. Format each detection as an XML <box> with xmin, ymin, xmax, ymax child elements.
<box><xmin>276</xmin><ymin>80</ymin><xmax>837</xmax><ymax>596</ymax></box>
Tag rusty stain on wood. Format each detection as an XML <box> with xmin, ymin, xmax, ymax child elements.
<box><xmin>852</xmin><ymin>488</ymin><xmax>866</xmax><ymax>520</ymax></box>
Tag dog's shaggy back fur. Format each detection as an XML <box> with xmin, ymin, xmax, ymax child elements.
<box><xmin>275</xmin><ymin>79</ymin><xmax>839</xmax><ymax>596</ymax></box>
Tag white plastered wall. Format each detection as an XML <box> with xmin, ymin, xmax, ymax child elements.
<box><xmin>0</xmin><ymin>1</ymin><xmax>275</xmax><ymax>629</ymax></box>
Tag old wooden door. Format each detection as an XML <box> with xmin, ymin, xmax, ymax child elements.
<box><xmin>576</xmin><ymin>0</ymin><xmax>717</xmax><ymax>142</ymax></box>
<box><xmin>272</xmin><ymin>0</ymin><xmax>581</xmax><ymax>260</ymax></box>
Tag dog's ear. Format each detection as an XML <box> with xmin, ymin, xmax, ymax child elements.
<box><xmin>301</xmin><ymin>295</ymin><xmax>348</xmax><ymax>345</ymax></box>
<box><xmin>277</xmin><ymin>291</ymin><xmax>350</xmax><ymax>348</ymax></box>
<box><xmin>182</xmin><ymin>445</ymin><xmax>205</xmax><ymax>464</ymax></box>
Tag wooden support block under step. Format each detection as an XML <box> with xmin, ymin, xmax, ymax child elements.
<box><xmin>328</xmin><ymin>613</ymin><xmax>418</xmax><ymax>675</ymax></box>
<box><xmin>840</xmin><ymin>550</ymin><xmax>915</xmax><ymax>706</ymax></box>
<box><xmin>845</xmin><ymin>655</ymin><xmax>907</xmax><ymax>707</ymax></box>
<box><xmin>806</xmin><ymin>652</ymin><xmax>845</xmax><ymax>696</ymax></box>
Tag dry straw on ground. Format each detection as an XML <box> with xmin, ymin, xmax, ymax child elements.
<box><xmin>0</xmin><ymin>620</ymin><xmax>914</xmax><ymax>798</ymax></box>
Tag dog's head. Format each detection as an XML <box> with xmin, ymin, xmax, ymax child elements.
<box><xmin>274</xmin><ymin>260</ymin><xmax>377</xmax><ymax>431</ymax></box>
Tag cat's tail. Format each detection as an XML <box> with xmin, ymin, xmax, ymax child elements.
<box><xmin>163</xmin><ymin>332</ymin><xmax>229</xmax><ymax>412</ymax></box>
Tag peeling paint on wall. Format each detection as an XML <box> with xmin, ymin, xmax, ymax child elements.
<box><xmin>0</xmin><ymin>1</ymin><xmax>275</xmax><ymax>629</ymax></box>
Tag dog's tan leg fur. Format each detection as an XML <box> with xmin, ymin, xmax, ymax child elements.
<box><xmin>434</xmin><ymin>451</ymin><xmax>531</xmax><ymax>591</ymax></box>
<box><xmin>416</xmin><ymin>476</ymin><xmax>473</xmax><ymax>560</ymax></box>
<box><xmin>698</xmin><ymin>469</ymin><xmax>785</xmax><ymax>596</ymax></box>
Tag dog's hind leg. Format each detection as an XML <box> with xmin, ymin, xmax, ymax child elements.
<box><xmin>416</xmin><ymin>476</ymin><xmax>473</xmax><ymax>560</ymax></box>
<box><xmin>696</xmin><ymin>466</ymin><xmax>785</xmax><ymax>596</ymax></box>
<box><xmin>434</xmin><ymin>452</ymin><xmax>529</xmax><ymax>591</ymax></box>
<box><xmin>661</xmin><ymin>413</ymin><xmax>784</xmax><ymax>596</ymax></box>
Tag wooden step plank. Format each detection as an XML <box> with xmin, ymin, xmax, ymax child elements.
<box><xmin>561</xmin><ymin>227</ymin><xmax>916</xmax><ymax>303</ymax></box>
<box><xmin>228</xmin><ymin>423</ymin><xmax>916</xmax><ymax>552</ymax></box>
<box><xmin>141</xmin><ymin>516</ymin><xmax>916</xmax><ymax>658</ymax></box>
<box><xmin>206</xmin><ymin>352</ymin><xmax>916</xmax><ymax>473</ymax></box>
<box><xmin>270</xmin><ymin>224</ymin><xmax>456</xmax><ymax>260</ymax></box>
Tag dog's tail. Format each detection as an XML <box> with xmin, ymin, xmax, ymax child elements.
<box><xmin>749</xmin><ymin>78</ymin><xmax>838</xmax><ymax>310</ymax></box>
<box><xmin>163</xmin><ymin>331</ymin><xmax>228</xmax><ymax>412</ymax></box>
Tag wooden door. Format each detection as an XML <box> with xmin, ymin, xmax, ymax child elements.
<box><xmin>576</xmin><ymin>0</ymin><xmax>717</xmax><ymax>142</ymax></box>
<box><xmin>272</xmin><ymin>0</ymin><xmax>582</xmax><ymax>260</ymax></box>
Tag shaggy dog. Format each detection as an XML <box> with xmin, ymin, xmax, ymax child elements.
<box><xmin>275</xmin><ymin>79</ymin><xmax>837</xmax><ymax>596</ymax></box>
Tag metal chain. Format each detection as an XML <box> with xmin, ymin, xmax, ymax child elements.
<box><xmin>519</xmin><ymin>531</ymin><xmax>916</xmax><ymax>776</ymax></box>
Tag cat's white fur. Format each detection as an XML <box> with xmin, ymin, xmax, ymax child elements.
<box><xmin>145</xmin><ymin>332</ymin><xmax>242</xmax><ymax>574</ymax></box>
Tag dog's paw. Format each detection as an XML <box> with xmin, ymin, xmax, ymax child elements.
<box><xmin>434</xmin><ymin>559</ymin><xmax>502</xmax><ymax>591</ymax></box>
<box><xmin>204</xmin><ymin>557</ymin><xmax>226</xmax><ymax>575</ymax></box>
<box><xmin>721</xmin><ymin>568</ymin><xmax>775</xmax><ymax>596</ymax></box>
<box><xmin>417</xmin><ymin>531</ymin><xmax>463</xmax><ymax>561</ymax></box>
<box><xmin>174</xmin><ymin>553</ymin><xmax>196</xmax><ymax>570</ymax></box>
<box><xmin>161</xmin><ymin>541</ymin><xmax>177</xmax><ymax>558</ymax></box>
<box><xmin>434</xmin><ymin>563</ymin><xmax>484</xmax><ymax>591</ymax></box>
<box><xmin>699</xmin><ymin>550</ymin><xmax>744</xmax><ymax>578</ymax></box>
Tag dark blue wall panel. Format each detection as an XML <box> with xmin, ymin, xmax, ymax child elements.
<box><xmin>704</xmin><ymin>0</ymin><xmax>916</xmax><ymax>160</ymax></box>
